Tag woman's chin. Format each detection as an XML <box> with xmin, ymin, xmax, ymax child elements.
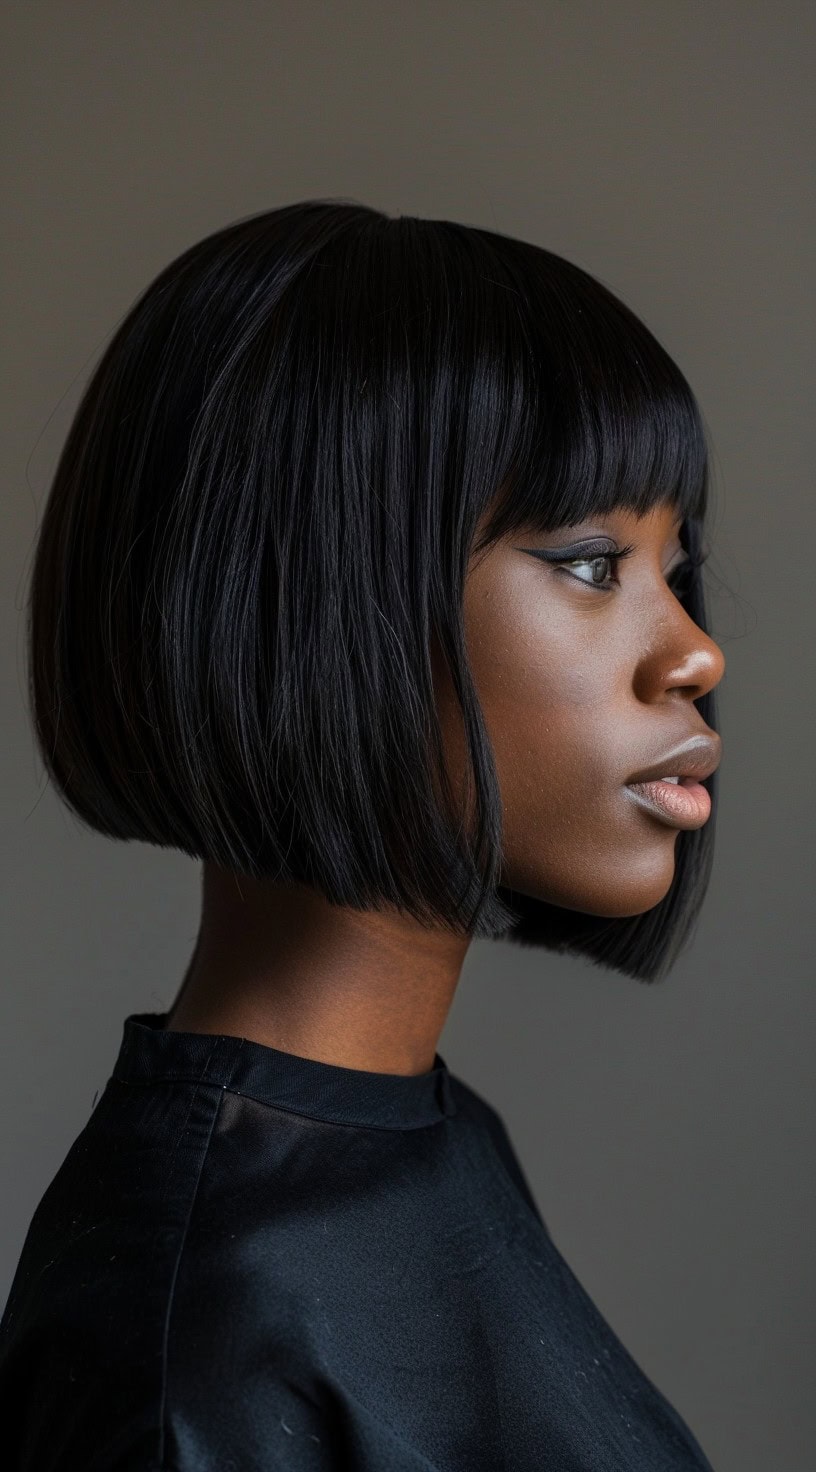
<box><xmin>503</xmin><ymin>852</ymin><xmax>677</xmax><ymax>917</ymax></box>
<box><xmin>586</xmin><ymin>862</ymin><xmax>678</xmax><ymax>916</ymax></box>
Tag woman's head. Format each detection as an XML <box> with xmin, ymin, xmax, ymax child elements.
<box><xmin>27</xmin><ymin>199</ymin><xmax>724</xmax><ymax>981</ymax></box>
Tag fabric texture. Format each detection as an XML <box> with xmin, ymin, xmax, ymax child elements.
<box><xmin>0</xmin><ymin>1011</ymin><xmax>716</xmax><ymax>1470</ymax></box>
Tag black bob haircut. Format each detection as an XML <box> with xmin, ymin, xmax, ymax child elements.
<box><xmin>27</xmin><ymin>199</ymin><xmax>719</xmax><ymax>982</ymax></box>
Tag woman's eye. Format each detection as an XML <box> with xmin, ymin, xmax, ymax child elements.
<box><xmin>558</xmin><ymin>550</ymin><xmax>698</xmax><ymax>595</ymax></box>
<box><xmin>520</xmin><ymin>539</ymin><xmax>636</xmax><ymax>589</ymax></box>
<box><xmin>561</xmin><ymin>554</ymin><xmax>620</xmax><ymax>590</ymax></box>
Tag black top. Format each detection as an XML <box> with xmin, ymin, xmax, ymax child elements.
<box><xmin>0</xmin><ymin>1011</ymin><xmax>716</xmax><ymax>1471</ymax></box>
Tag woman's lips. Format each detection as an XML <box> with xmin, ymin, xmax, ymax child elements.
<box><xmin>624</xmin><ymin>776</ymin><xmax>712</xmax><ymax>830</ymax></box>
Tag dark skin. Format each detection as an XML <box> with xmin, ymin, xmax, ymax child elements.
<box><xmin>166</xmin><ymin>500</ymin><xmax>725</xmax><ymax>1075</ymax></box>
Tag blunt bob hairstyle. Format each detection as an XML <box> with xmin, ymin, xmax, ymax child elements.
<box><xmin>27</xmin><ymin>199</ymin><xmax>719</xmax><ymax>981</ymax></box>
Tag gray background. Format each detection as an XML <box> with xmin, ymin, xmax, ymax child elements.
<box><xmin>2</xmin><ymin>3</ymin><xmax>814</xmax><ymax>1468</ymax></box>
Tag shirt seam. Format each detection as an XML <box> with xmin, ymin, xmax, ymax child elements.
<box><xmin>157</xmin><ymin>1076</ymin><xmax>225</xmax><ymax>1471</ymax></box>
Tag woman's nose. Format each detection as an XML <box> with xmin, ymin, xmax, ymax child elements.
<box><xmin>633</xmin><ymin>600</ymin><xmax>725</xmax><ymax>705</ymax></box>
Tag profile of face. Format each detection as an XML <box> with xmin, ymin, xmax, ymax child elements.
<box><xmin>434</xmin><ymin>500</ymin><xmax>725</xmax><ymax>921</ymax></box>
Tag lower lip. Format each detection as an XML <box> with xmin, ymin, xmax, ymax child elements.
<box><xmin>624</xmin><ymin>778</ymin><xmax>712</xmax><ymax>830</ymax></box>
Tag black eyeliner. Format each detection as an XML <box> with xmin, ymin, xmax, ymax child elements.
<box><xmin>516</xmin><ymin>540</ymin><xmax>636</xmax><ymax>564</ymax></box>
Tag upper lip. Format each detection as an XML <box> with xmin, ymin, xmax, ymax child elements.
<box><xmin>625</xmin><ymin>733</ymin><xmax>722</xmax><ymax>786</ymax></box>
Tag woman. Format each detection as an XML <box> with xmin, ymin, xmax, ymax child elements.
<box><xmin>1</xmin><ymin>200</ymin><xmax>723</xmax><ymax>1469</ymax></box>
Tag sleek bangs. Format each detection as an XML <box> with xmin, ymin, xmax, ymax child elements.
<box><xmin>27</xmin><ymin>199</ymin><xmax>718</xmax><ymax>981</ymax></box>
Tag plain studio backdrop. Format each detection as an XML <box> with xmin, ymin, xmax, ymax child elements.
<box><xmin>1</xmin><ymin>4</ymin><xmax>814</xmax><ymax>1469</ymax></box>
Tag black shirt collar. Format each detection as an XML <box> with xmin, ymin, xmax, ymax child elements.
<box><xmin>113</xmin><ymin>1011</ymin><xmax>457</xmax><ymax>1129</ymax></box>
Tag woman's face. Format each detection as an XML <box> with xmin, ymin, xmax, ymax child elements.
<box><xmin>437</xmin><ymin>500</ymin><xmax>725</xmax><ymax>918</ymax></box>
